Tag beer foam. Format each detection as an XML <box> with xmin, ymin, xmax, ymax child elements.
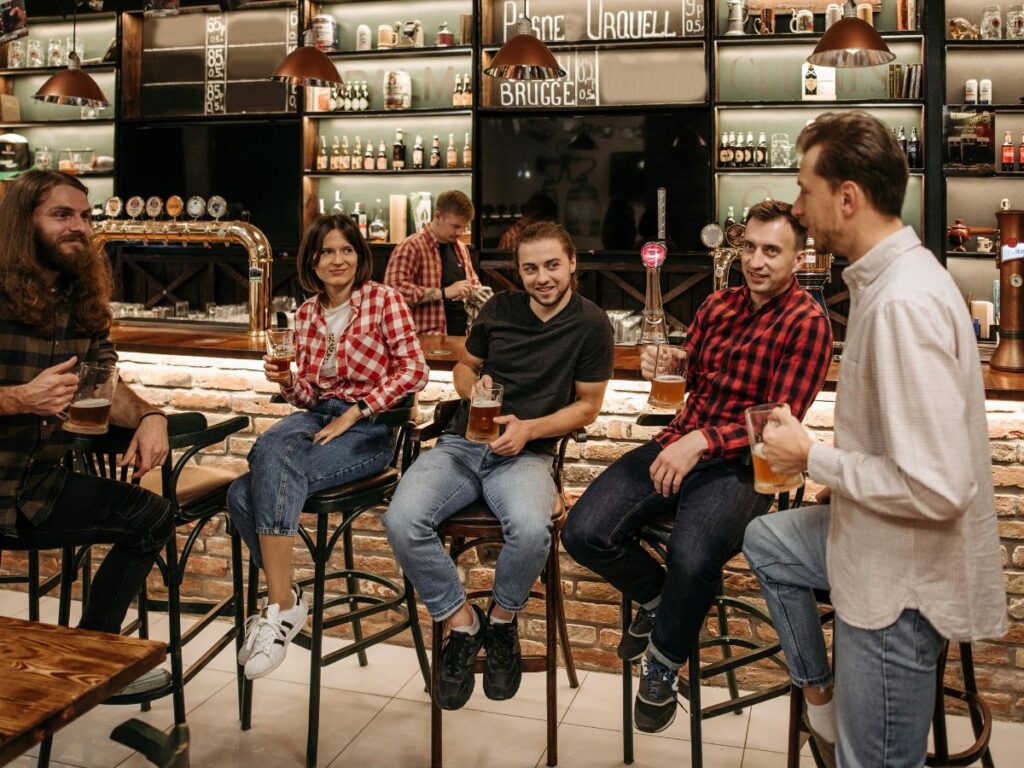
<box><xmin>73</xmin><ymin>398</ymin><xmax>112</xmax><ymax>407</ymax></box>
<box><xmin>653</xmin><ymin>375</ymin><xmax>685</xmax><ymax>382</ymax></box>
<box><xmin>751</xmin><ymin>442</ymin><xmax>766</xmax><ymax>458</ymax></box>
<box><xmin>471</xmin><ymin>399</ymin><xmax>500</xmax><ymax>408</ymax></box>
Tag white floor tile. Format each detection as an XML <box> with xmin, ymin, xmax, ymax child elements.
<box><xmin>6</xmin><ymin>757</ymin><xmax>80</xmax><ymax>768</ymax></box>
<box><xmin>332</xmin><ymin>697</ymin><xmax>549</xmax><ymax>768</ymax></box>
<box><xmin>0</xmin><ymin>586</ymin><xmax>31</xmax><ymax>618</ymax></box>
<box><xmin>548</xmin><ymin>723</ymin><xmax>745</xmax><ymax>768</ymax></box>
<box><xmin>740</xmin><ymin>747</ymin><xmax>816</xmax><ymax>767</ymax></box>
<box><xmin>744</xmin><ymin>689</ymin><xmax>809</xmax><ymax>755</ymax></box>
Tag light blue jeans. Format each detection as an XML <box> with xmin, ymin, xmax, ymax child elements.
<box><xmin>227</xmin><ymin>399</ymin><xmax>394</xmax><ymax>567</ymax></box>
<box><xmin>743</xmin><ymin>505</ymin><xmax>945</xmax><ymax>767</ymax></box>
<box><xmin>383</xmin><ymin>434</ymin><xmax>556</xmax><ymax>620</ymax></box>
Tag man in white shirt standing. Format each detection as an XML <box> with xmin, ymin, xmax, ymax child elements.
<box><xmin>742</xmin><ymin>111</ymin><xmax>1007</xmax><ymax>767</ymax></box>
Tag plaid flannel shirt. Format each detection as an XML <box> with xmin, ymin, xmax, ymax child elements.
<box><xmin>656</xmin><ymin>280</ymin><xmax>832</xmax><ymax>459</ymax></box>
<box><xmin>383</xmin><ymin>226</ymin><xmax>480</xmax><ymax>334</ymax></box>
<box><xmin>281</xmin><ymin>281</ymin><xmax>428</xmax><ymax>413</ymax></box>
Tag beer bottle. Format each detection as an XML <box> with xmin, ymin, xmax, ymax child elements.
<box><xmin>452</xmin><ymin>74</ymin><xmax>463</xmax><ymax>108</ymax></box>
<box><xmin>1003</xmin><ymin>131</ymin><xmax>1016</xmax><ymax>172</ymax></box>
<box><xmin>755</xmin><ymin>132</ymin><xmax>768</xmax><ymax>167</ymax></box>
<box><xmin>718</xmin><ymin>132</ymin><xmax>731</xmax><ymax>167</ymax></box>
<box><xmin>376</xmin><ymin>139</ymin><xmax>388</xmax><ymax>171</ymax></box>
<box><xmin>727</xmin><ymin>132</ymin><xmax>737</xmax><ymax>168</ymax></box>
<box><xmin>353</xmin><ymin>136</ymin><xmax>362</xmax><ymax>172</ymax></box>
<box><xmin>446</xmin><ymin>133</ymin><xmax>457</xmax><ymax>168</ymax></box>
<box><xmin>897</xmin><ymin>126</ymin><xmax>908</xmax><ymax>157</ymax></box>
<box><xmin>744</xmin><ymin>131</ymin><xmax>755</xmax><ymax>167</ymax></box>
<box><xmin>363</xmin><ymin>138</ymin><xmax>375</xmax><ymax>171</ymax></box>
<box><xmin>329</xmin><ymin>135</ymin><xmax>342</xmax><ymax>171</ymax></box>
<box><xmin>1018</xmin><ymin>131</ymin><xmax>1024</xmax><ymax>171</ymax></box>
<box><xmin>392</xmin><ymin>127</ymin><xmax>406</xmax><ymax>170</ymax></box>
<box><xmin>907</xmin><ymin>127</ymin><xmax>922</xmax><ymax>169</ymax></box>
<box><xmin>429</xmin><ymin>135</ymin><xmax>441</xmax><ymax>169</ymax></box>
<box><xmin>340</xmin><ymin>135</ymin><xmax>351</xmax><ymax>171</ymax></box>
<box><xmin>462</xmin><ymin>132</ymin><xmax>472</xmax><ymax>168</ymax></box>
<box><xmin>724</xmin><ymin>206</ymin><xmax>736</xmax><ymax>229</ymax></box>
<box><xmin>316</xmin><ymin>136</ymin><xmax>329</xmax><ymax>171</ymax></box>
<box><xmin>412</xmin><ymin>134</ymin><xmax>424</xmax><ymax>169</ymax></box>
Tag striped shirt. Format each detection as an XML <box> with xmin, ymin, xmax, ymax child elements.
<box><xmin>656</xmin><ymin>280</ymin><xmax>833</xmax><ymax>458</ymax></box>
<box><xmin>0</xmin><ymin>301</ymin><xmax>117</xmax><ymax>534</ymax></box>
<box><xmin>383</xmin><ymin>226</ymin><xmax>480</xmax><ymax>334</ymax></box>
<box><xmin>281</xmin><ymin>281</ymin><xmax>428</xmax><ymax>413</ymax></box>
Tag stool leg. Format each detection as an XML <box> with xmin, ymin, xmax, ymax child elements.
<box><xmin>230</xmin><ymin>525</ymin><xmax>246</xmax><ymax>721</ymax></box>
<box><xmin>714</xmin><ymin>582</ymin><xmax>743</xmax><ymax>715</ymax></box>
<box><xmin>27</xmin><ymin>550</ymin><xmax>40</xmax><ymax>622</ymax></box>
<box><xmin>81</xmin><ymin>547</ymin><xmax>92</xmax><ymax>608</ymax></box>
<box><xmin>240</xmin><ymin>558</ymin><xmax>259</xmax><ymax>731</ymax></box>
<box><xmin>431</xmin><ymin>618</ymin><xmax>443</xmax><ymax>768</ymax></box>
<box><xmin>549</xmin><ymin>541</ymin><xmax>579</xmax><ymax>689</ymax></box>
<box><xmin>165</xmin><ymin>538</ymin><xmax>186</xmax><ymax>725</ymax></box>
<box><xmin>689</xmin><ymin>644</ymin><xmax>703</xmax><ymax>768</ymax></box>
<box><xmin>37</xmin><ymin>734</ymin><xmax>52</xmax><ymax>768</ymax></box>
<box><xmin>138</xmin><ymin>580</ymin><xmax>152</xmax><ymax>713</ymax></box>
<box><xmin>342</xmin><ymin>524</ymin><xmax>368</xmax><ymax>667</ymax></box>
<box><xmin>306</xmin><ymin>523</ymin><xmax>328</xmax><ymax>768</ymax></box>
<box><xmin>404</xmin><ymin>574</ymin><xmax>431</xmax><ymax>692</ymax></box>
<box><xmin>545</xmin><ymin>542</ymin><xmax>558</xmax><ymax>767</ymax></box>
<box><xmin>960</xmin><ymin>642</ymin><xmax>995</xmax><ymax>768</ymax></box>
<box><xmin>931</xmin><ymin>642</ymin><xmax>950</xmax><ymax>765</ymax></box>
<box><xmin>787</xmin><ymin>684</ymin><xmax>802</xmax><ymax>768</ymax></box>
<box><xmin>57</xmin><ymin>546</ymin><xmax>75</xmax><ymax>627</ymax></box>
<box><xmin>621</xmin><ymin>594</ymin><xmax>634</xmax><ymax>765</ymax></box>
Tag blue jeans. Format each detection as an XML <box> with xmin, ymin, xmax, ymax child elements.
<box><xmin>383</xmin><ymin>434</ymin><xmax>556</xmax><ymax>620</ymax></box>
<box><xmin>744</xmin><ymin>506</ymin><xmax>945</xmax><ymax>767</ymax></box>
<box><xmin>561</xmin><ymin>440</ymin><xmax>772</xmax><ymax>668</ymax></box>
<box><xmin>227</xmin><ymin>399</ymin><xmax>394</xmax><ymax>567</ymax></box>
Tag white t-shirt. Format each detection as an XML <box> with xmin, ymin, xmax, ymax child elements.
<box><xmin>320</xmin><ymin>302</ymin><xmax>352</xmax><ymax>378</ymax></box>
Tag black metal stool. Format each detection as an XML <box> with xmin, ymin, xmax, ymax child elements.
<box><xmin>408</xmin><ymin>399</ymin><xmax>581</xmax><ymax>768</ymax></box>
<box><xmin>238</xmin><ymin>396</ymin><xmax>431</xmax><ymax>768</ymax></box>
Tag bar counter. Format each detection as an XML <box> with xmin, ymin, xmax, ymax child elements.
<box><xmin>109</xmin><ymin>323</ymin><xmax>1024</xmax><ymax>401</ymax></box>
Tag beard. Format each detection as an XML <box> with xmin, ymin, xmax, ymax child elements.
<box><xmin>36</xmin><ymin>233</ymin><xmax>93</xmax><ymax>275</ymax></box>
<box><xmin>528</xmin><ymin>281</ymin><xmax>570</xmax><ymax>307</ymax></box>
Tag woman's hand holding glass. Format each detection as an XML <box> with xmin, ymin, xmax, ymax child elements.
<box><xmin>263</xmin><ymin>355</ymin><xmax>294</xmax><ymax>387</ymax></box>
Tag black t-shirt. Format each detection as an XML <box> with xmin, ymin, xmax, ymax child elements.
<box><xmin>446</xmin><ymin>291</ymin><xmax>615</xmax><ymax>454</ymax></box>
<box><xmin>439</xmin><ymin>242</ymin><xmax>468</xmax><ymax>335</ymax></box>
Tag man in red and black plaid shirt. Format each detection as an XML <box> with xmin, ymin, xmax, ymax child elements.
<box><xmin>384</xmin><ymin>190</ymin><xmax>480</xmax><ymax>335</ymax></box>
<box><xmin>563</xmin><ymin>200</ymin><xmax>832</xmax><ymax>734</ymax></box>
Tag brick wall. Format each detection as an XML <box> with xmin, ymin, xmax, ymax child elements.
<box><xmin>3</xmin><ymin>350</ymin><xmax>1023</xmax><ymax>721</ymax></box>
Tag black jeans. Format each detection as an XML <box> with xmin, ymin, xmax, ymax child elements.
<box><xmin>562</xmin><ymin>440</ymin><xmax>771</xmax><ymax>667</ymax></box>
<box><xmin>3</xmin><ymin>471</ymin><xmax>174</xmax><ymax>634</ymax></box>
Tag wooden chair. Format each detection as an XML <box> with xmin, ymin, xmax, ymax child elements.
<box><xmin>238</xmin><ymin>394</ymin><xmax>430</xmax><ymax>768</ymax></box>
<box><xmin>408</xmin><ymin>399</ymin><xmax>581</xmax><ymax>768</ymax></box>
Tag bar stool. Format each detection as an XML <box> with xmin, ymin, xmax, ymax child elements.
<box><xmin>238</xmin><ymin>395</ymin><xmax>431</xmax><ymax>768</ymax></box>
<box><xmin>408</xmin><ymin>399</ymin><xmax>581</xmax><ymax>768</ymax></box>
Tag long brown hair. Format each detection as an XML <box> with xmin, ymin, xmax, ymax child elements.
<box><xmin>0</xmin><ymin>170</ymin><xmax>112</xmax><ymax>333</ymax></box>
<box><xmin>296</xmin><ymin>213</ymin><xmax>373</xmax><ymax>296</ymax></box>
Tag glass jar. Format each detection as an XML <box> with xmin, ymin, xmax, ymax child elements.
<box><xmin>436</xmin><ymin>22</ymin><xmax>454</xmax><ymax>47</ymax></box>
<box><xmin>1008</xmin><ymin>4</ymin><xmax>1024</xmax><ymax>38</ymax></box>
<box><xmin>34</xmin><ymin>147</ymin><xmax>53</xmax><ymax>170</ymax></box>
<box><xmin>7</xmin><ymin>40</ymin><xmax>24</xmax><ymax>68</ymax></box>
<box><xmin>981</xmin><ymin>4</ymin><xmax>1003</xmax><ymax>39</ymax></box>
<box><xmin>47</xmin><ymin>37</ymin><xmax>63</xmax><ymax>67</ymax></box>
<box><xmin>26</xmin><ymin>39</ymin><xmax>42</xmax><ymax>68</ymax></box>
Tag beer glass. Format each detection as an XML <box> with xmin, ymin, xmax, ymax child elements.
<box><xmin>744</xmin><ymin>403</ymin><xmax>803</xmax><ymax>495</ymax></box>
<box><xmin>981</xmin><ymin>5</ymin><xmax>1003</xmax><ymax>39</ymax></box>
<box><xmin>265</xmin><ymin>328</ymin><xmax>296</xmax><ymax>373</ymax></box>
<box><xmin>1008</xmin><ymin>5</ymin><xmax>1024</xmax><ymax>39</ymax></box>
<box><xmin>770</xmin><ymin>133</ymin><xmax>791</xmax><ymax>168</ymax></box>
<box><xmin>465</xmin><ymin>381</ymin><xmax>503</xmax><ymax>443</ymax></box>
<box><xmin>647</xmin><ymin>345</ymin><xmax>688</xmax><ymax>410</ymax></box>
<box><xmin>855</xmin><ymin>3</ymin><xmax>874</xmax><ymax>26</ymax></box>
<box><xmin>63</xmin><ymin>363</ymin><xmax>118</xmax><ymax>435</ymax></box>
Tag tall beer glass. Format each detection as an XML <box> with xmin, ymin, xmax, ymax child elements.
<box><xmin>647</xmin><ymin>345</ymin><xmax>688</xmax><ymax>409</ymax></box>
<box><xmin>744</xmin><ymin>403</ymin><xmax>803</xmax><ymax>494</ymax></box>
<box><xmin>466</xmin><ymin>381</ymin><xmax>503</xmax><ymax>443</ymax></box>
<box><xmin>63</xmin><ymin>362</ymin><xmax>118</xmax><ymax>435</ymax></box>
<box><xmin>266</xmin><ymin>329</ymin><xmax>296</xmax><ymax>373</ymax></box>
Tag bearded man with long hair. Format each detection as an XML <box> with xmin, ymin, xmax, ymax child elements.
<box><xmin>0</xmin><ymin>171</ymin><xmax>174</xmax><ymax>680</ymax></box>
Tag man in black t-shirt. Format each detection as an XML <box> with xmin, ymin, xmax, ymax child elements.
<box><xmin>385</xmin><ymin>222</ymin><xmax>613</xmax><ymax>711</ymax></box>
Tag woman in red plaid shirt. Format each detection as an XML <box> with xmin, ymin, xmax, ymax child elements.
<box><xmin>227</xmin><ymin>213</ymin><xmax>427</xmax><ymax>681</ymax></box>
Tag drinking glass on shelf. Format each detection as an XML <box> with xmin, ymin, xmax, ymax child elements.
<box><xmin>7</xmin><ymin>39</ymin><xmax>24</xmax><ymax>68</ymax></box>
<box><xmin>47</xmin><ymin>37</ymin><xmax>64</xmax><ymax>67</ymax></box>
<box><xmin>981</xmin><ymin>4</ymin><xmax>1003</xmax><ymax>39</ymax></box>
<box><xmin>770</xmin><ymin>133</ymin><xmax>792</xmax><ymax>168</ymax></box>
<box><xmin>744</xmin><ymin>403</ymin><xmax>804</xmax><ymax>495</ymax></box>
<box><xmin>1008</xmin><ymin>4</ymin><xmax>1024</xmax><ymax>38</ymax></box>
<box><xmin>26</xmin><ymin>39</ymin><xmax>42</xmax><ymax>68</ymax></box>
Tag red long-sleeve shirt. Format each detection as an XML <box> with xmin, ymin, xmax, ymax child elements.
<box><xmin>656</xmin><ymin>280</ymin><xmax>833</xmax><ymax>458</ymax></box>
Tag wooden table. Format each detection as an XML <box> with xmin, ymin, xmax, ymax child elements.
<box><xmin>0</xmin><ymin>616</ymin><xmax>166</xmax><ymax>767</ymax></box>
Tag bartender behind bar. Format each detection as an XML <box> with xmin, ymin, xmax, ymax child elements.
<box><xmin>384</xmin><ymin>189</ymin><xmax>480</xmax><ymax>335</ymax></box>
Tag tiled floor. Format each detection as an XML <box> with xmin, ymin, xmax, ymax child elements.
<box><xmin>2</xmin><ymin>588</ymin><xmax>1023</xmax><ymax>768</ymax></box>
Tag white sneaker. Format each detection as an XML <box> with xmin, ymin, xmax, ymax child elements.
<box><xmin>238</xmin><ymin>584</ymin><xmax>304</xmax><ymax>666</ymax></box>
<box><xmin>240</xmin><ymin>586</ymin><xmax>308</xmax><ymax>679</ymax></box>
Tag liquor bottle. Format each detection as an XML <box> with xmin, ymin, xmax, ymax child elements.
<box><xmin>462</xmin><ymin>73</ymin><xmax>473</xmax><ymax>107</ymax></box>
<box><xmin>368</xmin><ymin>199</ymin><xmax>389</xmax><ymax>242</ymax></box>
<box><xmin>359</xmin><ymin>82</ymin><xmax>369</xmax><ymax>111</ymax></box>
<box><xmin>462</xmin><ymin>132</ymin><xmax>472</xmax><ymax>168</ymax></box>
<box><xmin>727</xmin><ymin>131</ymin><xmax>737</xmax><ymax>168</ymax></box>
<box><xmin>718</xmin><ymin>132</ymin><xmax>731</xmax><ymax>167</ymax></box>
<box><xmin>734</xmin><ymin>133</ymin><xmax>745</xmax><ymax>167</ymax></box>
<box><xmin>744</xmin><ymin>131</ymin><xmax>755</xmax><ymax>167</ymax></box>
<box><xmin>316</xmin><ymin>136</ymin><xmax>329</xmax><ymax>171</ymax></box>
<box><xmin>446</xmin><ymin>133</ymin><xmax>457</xmax><ymax>168</ymax></box>
<box><xmin>337</xmin><ymin>136</ymin><xmax>349</xmax><ymax>172</ymax></box>
<box><xmin>429</xmin><ymin>135</ymin><xmax>441</xmax><ymax>169</ymax></box>
<box><xmin>802</xmin><ymin>236</ymin><xmax>817</xmax><ymax>269</ymax></box>
<box><xmin>318</xmin><ymin>198</ymin><xmax>326</xmax><ymax>215</ymax></box>
<box><xmin>353</xmin><ymin>136</ymin><xmax>363</xmax><ymax>172</ymax></box>
<box><xmin>755</xmin><ymin>132</ymin><xmax>768</xmax><ymax>167</ymax></box>
<box><xmin>392</xmin><ymin>128</ymin><xmax>406</xmax><ymax>170</ymax></box>
<box><xmin>412</xmin><ymin>134</ymin><xmax>424</xmax><ymax>169</ymax></box>
<box><xmin>1003</xmin><ymin>131</ymin><xmax>1016</xmax><ymax>172</ymax></box>
<box><xmin>376</xmin><ymin>139</ymin><xmax>388</xmax><ymax>170</ymax></box>
<box><xmin>804</xmin><ymin>64</ymin><xmax>817</xmax><ymax>97</ymax></box>
<box><xmin>331</xmin><ymin>190</ymin><xmax>344</xmax><ymax>214</ymax></box>
<box><xmin>363</xmin><ymin>138</ymin><xmax>375</xmax><ymax>171</ymax></box>
<box><xmin>452</xmin><ymin>74</ymin><xmax>463</xmax><ymax>107</ymax></box>
<box><xmin>724</xmin><ymin>206</ymin><xmax>736</xmax><ymax>229</ymax></box>
<box><xmin>1018</xmin><ymin>131</ymin><xmax>1024</xmax><ymax>172</ymax></box>
<box><xmin>343</xmin><ymin>83</ymin><xmax>353</xmax><ymax>112</ymax></box>
<box><xmin>741</xmin><ymin>206</ymin><xmax>750</xmax><ymax>223</ymax></box>
<box><xmin>329</xmin><ymin>135</ymin><xmax>342</xmax><ymax>171</ymax></box>
<box><xmin>353</xmin><ymin>202</ymin><xmax>368</xmax><ymax>238</ymax></box>
<box><xmin>897</xmin><ymin>126</ymin><xmax>908</xmax><ymax>156</ymax></box>
<box><xmin>328</xmin><ymin>85</ymin><xmax>339</xmax><ymax>112</ymax></box>
<box><xmin>907</xmin><ymin>127</ymin><xmax>922</xmax><ymax>169</ymax></box>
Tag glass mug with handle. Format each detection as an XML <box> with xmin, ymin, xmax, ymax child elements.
<box><xmin>465</xmin><ymin>381</ymin><xmax>503</xmax><ymax>443</ymax></box>
<box><xmin>744</xmin><ymin>402</ymin><xmax>804</xmax><ymax>495</ymax></box>
<box><xmin>647</xmin><ymin>344</ymin><xmax>688</xmax><ymax>410</ymax></box>
<box><xmin>265</xmin><ymin>328</ymin><xmax>296</xmax><ymax>373</ymax></box>
<box><xmin>62</xmin><ymin>362</ymin><xmax>118</xmax><ymax>435</ymax></box>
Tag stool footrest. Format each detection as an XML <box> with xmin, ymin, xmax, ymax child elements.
<box><xmin>697</xmin><ymin>682</ymin><xmax>791</xmax><ymax>720</ymax></box>
<box><xmin>925</xmin><ymin>685</ymin><xmax>993</xmax><ymax>767</ymax></box>
<box><xmin>318</xmin><ymin>621</ymin><xmax>414</xmax><ymax>667</ymax></box>
<box><xmin>697</xmin><ymin>636</ymin><xmax>788</xmax><ymax>678</ymax></box>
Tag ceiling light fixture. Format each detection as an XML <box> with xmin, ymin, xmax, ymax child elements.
<box><xmin>33</xmin><ymin>7</ymin><xmax>108</xmax><ymax>108</ymax></box>
<box><xmin>484</xmin><ymin>9</ymin><xmax>565</xmax><ymax>81</ymax></box>
<box><xmin>807</xmin><ymin>17</ymin><xmax>896</xmax><ymax>68</ymax></box>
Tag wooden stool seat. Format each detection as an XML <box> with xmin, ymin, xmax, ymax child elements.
<box><xmin>439</xmin><ymin>496</ymin><xmax>565</xmax><ymax>533</ymax></box>
<box><xmin>302</xmin><ymin>467</ymin><xmax>401</xmax><ymax>514</ymax></box>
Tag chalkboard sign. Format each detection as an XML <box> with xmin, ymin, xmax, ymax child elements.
<box><xmin>484</xmin><ymin>0</ymin><xmax>704</xmax><ymax>44</ymax></box>
<box><xmin>484</xmin><ymin>44</ymin><xmax>706</xmax><ymax>108</ymax></box>
<box><xmin>140</xmin><ymin>8</ymin><xmax>297</xmax><ymax>117</ymax></box>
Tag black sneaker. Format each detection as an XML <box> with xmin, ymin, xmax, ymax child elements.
<box><xmin>618</xmin><ymin>604</ymin><xmax>658</xmax><ymax>661</ymax></box>
<box><xmin>434</xmin><ymin>604</ymin><xmax>487</xmax><ymax>711</ymax></box>
<box><xmin>483</xmin><ymin>613</ymin><xmax>522</xmax><ymax>701</ymax></box>
<box><xmin>634</xmin><ymin>655</ymin><xmax>679</xmax><ymax>733</ymax></box>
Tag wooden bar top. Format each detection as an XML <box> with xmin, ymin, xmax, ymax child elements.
<box><xmin>0</xmin><ymin>617</ymin><xmax>166</xmax><ymax>766</ymax></box>
<box><xmin>109</xmin><ymin>323</ymin><xmax>1024</xmax><ymax>401</ymax></box>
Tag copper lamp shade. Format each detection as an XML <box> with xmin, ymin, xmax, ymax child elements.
<box><xmin>807</xmin><ymin>18</ymin><xmax>895</xmax><ymax>68</ymax></box>
<box><xmin>270</xmin><ymin>45</ymin><xmax>343</xmax><ymax>87</ymax></box>
<box><xmin>34</xmin><ymin>54</ymin><xmax>108</xmax><ymax>108</ymax></box>
<box><xmin>484</xmin><ymin>16</ymin><xmax>566</xmax><ymax>81</ymax></box>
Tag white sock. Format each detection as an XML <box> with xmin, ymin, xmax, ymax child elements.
<box><xmin>806</xmin><ymin>697</ymin><xmax>836</xmax><ymax>745</ymax></box>
<box><xmin>451</xmin><ymin>608</ymin><xmax>480</xmax><ymax>635</ymax></box>
<box><xmin>490</xmin><ymin>612</ymin><xmax>514</xmax><ymax>625</ymax></box>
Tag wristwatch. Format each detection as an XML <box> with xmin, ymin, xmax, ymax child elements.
<box><xmin>356</xmin><ymin>399</ymin><xmax>373</xmax><ymax>418</ymax></box>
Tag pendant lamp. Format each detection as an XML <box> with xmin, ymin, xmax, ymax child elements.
<box><xmin>484</xmin><ymin>13</ymin><xmax>565</xmax><ymax>81</ymax></box>
<box><xmin>33</xmin><ymin>9</ymin><xmax>108</xmax><ymax>108</ymax></box>
<box><xmin>270</xmin><ymin>19</ymin><xmax>342</xmax><ymax>87</ymax></box>
<box><xmin>807</xmin><ymin>17</ymin><xmax>895</xmax><ymax>68</ymax></box>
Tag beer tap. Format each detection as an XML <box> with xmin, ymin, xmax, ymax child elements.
<box><xmin>701</xmin><ymin>218</ymin><xmax>744</xmax><ymax>292</ymax></box>
<box><xmin>640</xmin><ymin>188</ymin><xmax>668</xmax><ymax>344</ymax></box>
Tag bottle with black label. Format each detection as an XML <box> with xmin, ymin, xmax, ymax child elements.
<box><xmin>1003</xmin><ymin>130</ymin><xmax>1016</xmax><ymax>172</ymax></box>
<box><xmin>718</xmin><ymin>131</ymin><xmax>732</xmax><ymax>167</ymax></box>
<box><xmin>727</xmin><ymin>131</ymin><xmax>737</xmax><ymax>168</ymax></box>
<box><xmin>744</xmin><ymin>131</ymin><xmax>755</xmax><ymax>166</ymax></box>
<box><xmin>353</xmin><ymin>202</ymin><xmax>368</xmax><ymax>238</ymax></box>
<box><xmin>734</xmin><ymin>133</ymin><xmax>746</xmax><ymax>167</ymax></box>
<box><xmin>363</xmin><ymin>138</ymin><xmax>375</xmax><ymax>171</ymax></box>
<box><xmin>755</xmin><ymin>132</ymin><xmax>767</xmax><ymax>167</ymax></box>
<box><xmin>724</xmin><ymin>206</ymin><xmax>736</xmax><ymax>230</ymax></box>
<box><xmin>1018</xmin><ymin>131</ymin><xmax>1024</xmax><ymax>171</ymax></box>
<box><xmin>412</xmin><ymin>134</ymin><xmax>424</xmax><ymax>169</ymax></box>
<box><xmin>897</xmin><ymin>126</ymin><xmax>908</xmax><ymax>156</ymax></box>
<box><xmin>429</xmin><ymin>135</ymin><xmax>441</xmax><ymax>169</ymax></box>
<box><xmin>907</xmin><ymin>127</ymin><xmax>922</xmax><ymax>169</ymax></box>
<box><xmin>804</xmin><ymin>64</ymin><xmax>817</xmax><ymax>97</ymax></box>
<box><xmin>741</xmin><ymin>206</ymin><xmax>750</xmax><ymax>223</ymax></box>
<box><xmin>376</xmin><ymin>139</ymin><xmax>388</xmax><ymax>170</ymax></box>
<box><xmin>392</xmin><ymin>128</ymin><xmax>406</xmax><ymax>170</ymax></box>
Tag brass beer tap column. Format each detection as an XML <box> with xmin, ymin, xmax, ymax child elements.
<box><xmin>993</xmin><ymin>208</ymin><xmax>1024</xmax><ymax>372</ymax></box>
